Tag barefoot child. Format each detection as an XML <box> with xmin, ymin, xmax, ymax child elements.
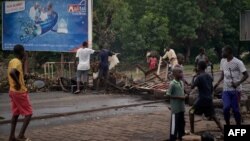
<box><xmin>167</xmin><ymin>66</ymin><xmax>186</xmax><ymax>141</ymax></box>
<box><xmin>8</xmin><ymin>45</ymin><xmax>33</xmax><ymax>141</ymax></box>
<box><xmin>189</xmin><ymin>61</ymin><xmax>223</xmax><ymax>133</ymax></box>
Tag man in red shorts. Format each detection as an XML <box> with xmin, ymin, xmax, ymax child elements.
<box><xmin>8</xmin><ymin>44</ymin><xmax>32</xmax><ymax>141</ymax></box>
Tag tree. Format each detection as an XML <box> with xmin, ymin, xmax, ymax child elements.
<box><xmin>196</xmin><ymin>0</ymin><xmax>224</xmax><ymax>59</ymax></box>
<box><xmin>123</xmin><ymin>0</ymin><xmax>171</xmax><ymax>61</ymax></box>
<box><xmin>167</xmin><ymin>0</ymin><xmax>203</xmax><ymax>62</ymax></box>
<box><xmin>93</xmin><ymin>0</ymin><xmax>132</xmax><ymax>49</ymax></box>
<box><xmin>220</xmin><ymin>0</ymin><xmax>250</xmax><ymax>57</ymax></box>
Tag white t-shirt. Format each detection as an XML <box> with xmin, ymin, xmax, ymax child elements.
<box><xmin>76</xmin><ymin>48</ymin><xmax>95</xmax><ymax>70</ymax></box>
<box><xmin>220</xmin><ymin>57</ymin><xmax>247</xmax><ymax>91</ymax></box>
<box><xmin>40</xmin><ymin>11</ymin><xmax>48</xmax><ymax>21</ymax></box>
<box><xmin>29</xmin><ymin>7</ymin><xmax>40</xmax><ymax>21</ymax></box>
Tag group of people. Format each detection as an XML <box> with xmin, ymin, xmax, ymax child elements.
<box><xmin>29</xmin><ymin>2</ymin><xmax>54</xmax><ymax>22</ymax></box>
<box><xmin>146</xmin><ymin>47</ymin><xmax>179</xmax><ymax>71</ymax></box>
<box><xmin>5</xmin><ymin>43</ymin><xmax>249</xmax><ymax>141</ymax></box>
<box><xmin>167</xmin><ymin>46</ymin><xmax>249</xmax><ymax>141</ymax></box>
<box><xmin>147</xmin><ymin>47</ymin><xmax>214</xmax><ymax>79</ymax></box>
<box><xmin>6</xmin><ymin>42</ymin><xmax>113</xmax><ymax>141</ymax></box>
<box><xmin>74</xmin><ymin>41</ymin><xmax>113</xmax><ymax>94</ymax></box>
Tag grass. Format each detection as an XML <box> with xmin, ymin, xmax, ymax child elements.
<box><xmin>183</xmin><ymin>64</ymin><xmax>220</xmax><ymax>74</ymax></box>
<box><xmin>124</xmin><ymin>63</ymin><xmax>250</xmax><ymax>80</ymax></box>
<box><xmin>184</xmin><ymin>63</ymin><xmax>250</xmax><ymax>74</ymax></box>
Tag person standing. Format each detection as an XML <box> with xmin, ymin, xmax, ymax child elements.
<box><xmin>190</xmin><ymin>61</ymin><xmax>223</xmax><ymax>133</ymax></box>
<box><xmin>148</xmin><ymin>56</ymin><xmax>158</xmax><ymax>70</ymax></box>
<box><xmin>214</xmin><ymin>46</ymin><xmax>249</xmax><ymax>125</ymax></box>
<box><xmin>97</xmin><ymin>46</ymin><xmax>113</xmax><ymax>92</ymax></box>
<box><xmin>205</xmin><ymin>57</ymin><xmax>214</xmax><ymax>79</ymax></box>
<box><xmin>167</xmin><ymin>66</ymin><xmax>186</xmax><ymax>141</ymax></box>
<box><xmin>29</xmin><ymin>2</ymin><xmax>40</xmax><ymax>21</ymax></box>
<box><xmin>162</xmin><ymin>47</ymin><xmax>178</xmax><ymax>68</ymax></box>
<box><xmin>74</xmin><ymin>41</ymin><xmax>95</xmax><ymax>94</ymax></box>
<box><xmin>177</xmin><ymin>53</ymin><xmax>190</xmax><ymax>86</ymax></box>
<box><xmin>194</xmin><ymin>48</ymin><xmax>207</xmax><ymax>67</ymax></box>
<box><xmin>8</xmin><ymin>44</ymin><xmax>33</xmax><ymax>141</ymax></box>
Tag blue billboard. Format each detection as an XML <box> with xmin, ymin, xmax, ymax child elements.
<box><xmin>2</xmin><ymin>0</ymin><xmax>92</xmax><ymax>52</ymax></box>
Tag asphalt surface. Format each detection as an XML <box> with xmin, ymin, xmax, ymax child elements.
<box><xmin>0</xmin><ymin>91</ymin><xmax>168</xmax><ymax>135</ymax></box>
<box><xmin>0</xmin><ymin>71</ymin><xmax>249</xmax><ymax>140</ymax></box>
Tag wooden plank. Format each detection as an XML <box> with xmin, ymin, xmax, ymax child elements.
<box><xmin>156</xmin><ymin>56</ymin><xmax>162</xmax><ymax>75</ymax></box>
<box><xmin>136</xmin><ymin>64</ymin><xmax>147</xmax><ymax>75</ymax></box>
<box><xmin>152</xmin><ymin>73</ymin><xmax>164</xmax><ymax>82</ymax></box>
<box><xmin>106</xmin><ymin>81</ymin><xmax>124</xmax><ymax>91</ymax></box>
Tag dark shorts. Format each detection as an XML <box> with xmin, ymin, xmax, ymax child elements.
<box><xmin>190</xmin><ymin>104</ymin><xmax>215</xmax><ymax>118</ymax></box>
<box><xmin>77</xmin><ymin>70</ymin><xmax>89</xmax><ymax>82</ymax></box>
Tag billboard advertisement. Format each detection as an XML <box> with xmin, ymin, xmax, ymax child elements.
<box><xmin>2</xmin><ymin>0</ymin><xmax>92</xmax><ymax>52</ymax></box>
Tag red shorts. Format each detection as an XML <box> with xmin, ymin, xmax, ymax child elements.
<box><xmin>9</xmin><ymin>91</ymin><xmax>33</xmax><ymax>116</ymax></box>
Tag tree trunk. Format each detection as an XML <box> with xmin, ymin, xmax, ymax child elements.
<box><xmin>214</xmin><ymin>46</ymin><xmax>222</xmax><ymax>59</ymax></box>
<box><xmin>185</xmin><ymin>43</ymin><xmax>191</xmax><ymax>63</ymax></box>
<box><xmin>61</xmin><ymin>53</ymin><xmax>64</xmax><ymax>77</ymax></box>
<box><xmin>30</xmin><ymin>52</ymin><xmax>37</xmax><ymax>73</ymax></box>
<box><xmin>237</xmin><ymin>41</ymin><xmax>241</xmax><ymax>58</ymax></box>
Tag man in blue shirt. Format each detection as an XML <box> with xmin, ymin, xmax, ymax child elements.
<box><xmin>97</xmin><ymin>46</ymin><xmax>113</xmax><ymax>92</ymax></box>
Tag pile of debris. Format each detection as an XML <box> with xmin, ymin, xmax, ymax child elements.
<box><xmin>0</xmin><ymin>73</ymin><xmax>60</xmax><ymax>93</ymax></box>
<box><xmin>25</xmin><ymin>73</ymin><xmax>52</xmax><ymax>92</ymax></box>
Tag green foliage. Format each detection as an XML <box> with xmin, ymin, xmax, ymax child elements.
<box><xmin>93</xmin><ymin>0</ymin><xmax>132</xmax><ymax>49</ymax></box>
<box><xmin>168</xmin><ymin>0</ymin><xmax>203</xmax><ymax>40</ymax></box>
<box><xmin>242</xmin><ymin>54</ymin><xmax>250</xmax><ymax>63</ymax></box>
<box><xmin>1</xmin><ymin>0</ymin><xmax>250</xmax><ymax>67</ymax></box>
<box><xmin>206</xmin><ymin>48</ymin><xmax>219</xmax><ymax>64</ymax></box>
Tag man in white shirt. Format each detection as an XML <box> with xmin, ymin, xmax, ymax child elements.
<box><xmin>214</xmin><ymin>46</ymin><xmax>249</xmax><ymax>125</ymax></box>
<box><xmin>162</xmin><ymin>47</ymin><xmax>178</xmax><ymax>68</ymax></box>
<box><xmin>29</xmin><ymin>2</ymin><xmax>40</xmax><ymax>21</ymax></box>
<box><xmin>194</xmin><ymin>48</ymin><xmax>207</xmax><ymax>67</ymax></box>
<box><xmin>74</xmin><ymin>41</ymin><xmax>95</xmax><ymax>94</ymax></box>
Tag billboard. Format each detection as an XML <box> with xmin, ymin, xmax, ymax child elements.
<box><xmin>2</xmin><ymin>0</ymin><xmax>92</xmax><ymax>52</ymax></box>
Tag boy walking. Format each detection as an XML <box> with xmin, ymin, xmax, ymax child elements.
<box><xmin>8</xmin><ymin>44</ymin><xmax>33</xmax><ymax>141</ymax></box>
<box><xmin>167</xmin><ymin>65</ymin><xmax>186</xmax><ymax>141</ymax></box>
<box><xmin>190</xmin><ymin>61</ymin><xmax>223</xmax><ymax>133</ymax></box>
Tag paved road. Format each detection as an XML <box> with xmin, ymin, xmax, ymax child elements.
<box><xmin>0</xmin><ymin>71</ymin><xmax>249</xmax><ymax>141</ymax></box>
<box><xmin>0</xmin><ymin>92</ymin><xmax>156</xmax><ymax>120</ymax></box>
<box><xmin>0</xmin><ymin>101</ymin><xmax>227</xmax><ymax>141</ymax></box>
<box><xmin>0</xmin><ymin>91</ymin><xmax>225</xmax><ymax>141</ymax></box>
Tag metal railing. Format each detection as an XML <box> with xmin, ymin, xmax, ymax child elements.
<box><xmin>43</xmin><ymin>62</ymin><xmax>75</xmax><ymax>79</ymax></box>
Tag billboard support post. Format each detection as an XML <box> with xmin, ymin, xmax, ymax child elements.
<box><xmin>60</xmin><ymin>53</ymin><xmax>64</xmax><ymax>77</ymax></box>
